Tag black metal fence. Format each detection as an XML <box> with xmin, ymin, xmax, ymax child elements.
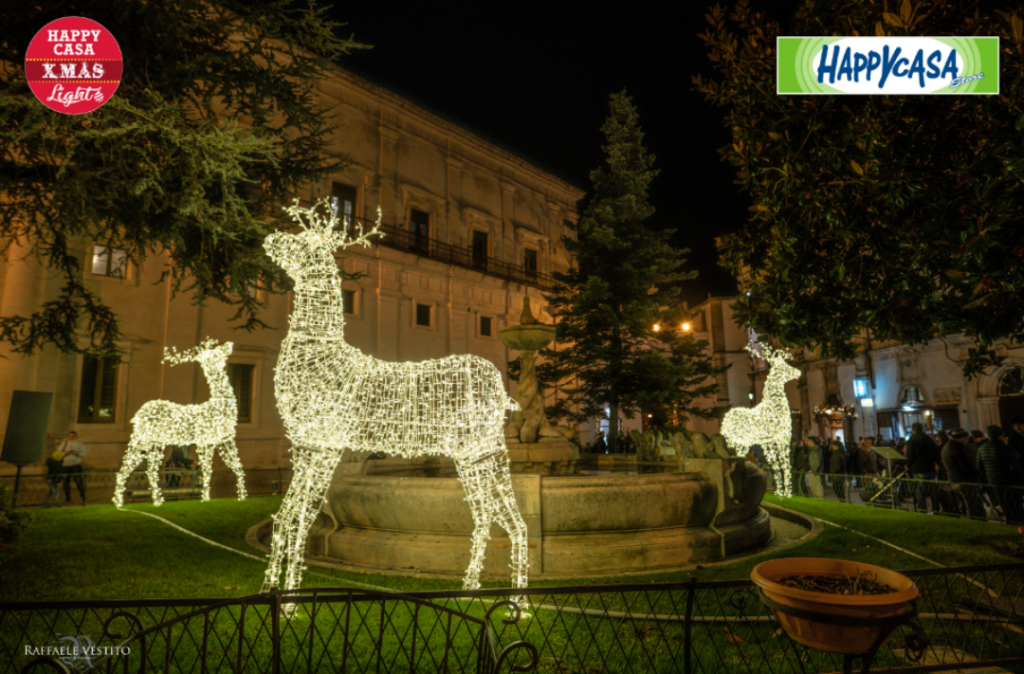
<box><xmin>766</xmin><ymin>469</ymin><xmax>1024</xmax><ymax>524</ymax></box>
<box><xmin>4</xmin><ymin>563</ymin><xmax>1022</xmax><ymax>674</ymax></box>
<box><xmin>0</xmin><ymin>468</ymin><xmax>294</xmax><ymax>509</ymax></box>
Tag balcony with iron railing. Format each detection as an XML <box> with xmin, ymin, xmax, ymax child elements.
<box><xmin>295</xmin><ymin>200</ymin><xmax>559</xmax><ymax>290</ymax></box>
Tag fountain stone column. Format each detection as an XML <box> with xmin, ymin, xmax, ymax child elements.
<box><xmin>500</xmin><ymin>298</ymin><xmax>578</xmax><ymax>475</ymax></box>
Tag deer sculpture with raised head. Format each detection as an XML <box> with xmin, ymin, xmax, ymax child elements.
<box><xmin>260</xmin><ymin>199</ymin><xmax>527</xmax><ymax>599</ymax></box>
<box><xmin>720</xmin><ymin>343</ymin><xmax>801</xmax><ymax>496</ymax></box>
<box><xmin>113</xmin><ymin>338</ymin><xmax>247</xmax><ymax>507</ymax></box>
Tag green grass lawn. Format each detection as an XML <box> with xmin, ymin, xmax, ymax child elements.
<box><xmin>2</xmin><ymin>493</ymin><xmax>1021</xmax><ymax>603</ymax></box>
<box><xmin>1</xmin><ymin>496</ymin><xmax>1021</xmax><ymax>674</ymax></box>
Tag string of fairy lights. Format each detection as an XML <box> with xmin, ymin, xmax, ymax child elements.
<box><xmin>259</xmin><ymin>198</ymin><xmax>529</xmax><ymax>600</ymax></box>
<box><xmin>721</xmin><ymin>343</ymin><xmax>801</xmax><ymax>496</ymax></box>
<box><xmin>113</xmin><ymin>339</ymin><xmax>247</xmax><ymax>507</ymax></box>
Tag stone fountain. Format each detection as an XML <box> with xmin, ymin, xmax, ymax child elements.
<box><xmin>255</xmin><ymin>299</ymin><xmax>776</xmax><ymax>580</ymax></box>
<box><xmin>500</xmin><ymin>298</ymin><xmax>578</xmax><ymax>475</ymax></box>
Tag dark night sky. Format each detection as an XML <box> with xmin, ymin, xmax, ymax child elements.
<box><xmin>329</xmin><ymin>1</ymin><xmax>802</xmax><ymax>306</ymax></box>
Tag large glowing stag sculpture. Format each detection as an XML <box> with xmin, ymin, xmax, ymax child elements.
<box><xmin>113</xmin><ymin>339</ymin><xmax>247</xmax><ymax>507</ymax></box>
<box><xmin>720</xmin><ymin>343</ymin><xmax>801</xmax><ymax>496</ymax></box>
<box><xmin>260</xmin><ymin>199</ymin><xmax>527</xmax><ymax>597</ymax></box>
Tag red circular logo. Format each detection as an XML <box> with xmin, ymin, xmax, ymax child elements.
<box><xmin>24</xmin><ymin>16</ymin><xmax>122</xmax><ymax>115</ymax></box>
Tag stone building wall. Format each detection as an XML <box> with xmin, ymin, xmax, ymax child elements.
<box><xmin>0</xmin><ymin>67</ymin><xmax>583</xmax><ymax>474</ymax></box>
<box><xmin>682</xmin><ymin>295</ymin><xmax>1024</xmax><ymax>444</ymax></box>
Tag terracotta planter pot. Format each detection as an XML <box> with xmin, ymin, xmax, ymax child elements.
<box><xmin>751</xmin><ymin>558</ymin><xmax>919</xmax><ymax>655</ymax></box>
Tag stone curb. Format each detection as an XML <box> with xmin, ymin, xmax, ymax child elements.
<box><xmin>244</xmin><ymin>504</ymin><xmax>824</xmax><ymax>583</ymax></box>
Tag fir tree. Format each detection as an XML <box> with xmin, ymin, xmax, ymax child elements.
<box><xmin>0</xmin><ymin>0</ymin><xmax>367</xmax><ymax>356</ymax></box>
<box><xmin>540</xmin><ymin>91</ymin><xmax>724</xmax><ymax>451</ymax></box>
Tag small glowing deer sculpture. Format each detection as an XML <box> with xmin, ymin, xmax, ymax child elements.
<box><xmin>113</xmin><ymin>339</ymin><xmax>247</xmax><ymax>507</ymax></box>
<box><xmin>720</xmin><ymin>343</ymin><xmax>801</xmax><ymax>496</ymax></box>
<box><xmin>260</xmin><ymin>199</ymin><xmax>527</xmax><ymax>600</ymax></box>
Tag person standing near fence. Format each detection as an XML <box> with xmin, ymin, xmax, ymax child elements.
<box><xmin>856</xmin><ymin>438</ymin><xmax>880</xmax><ymax>476</ymax></box>
<box><xmin>58</xmin><ymin>431</ymin><xmax>87</xmax><ymax>503</ymax></box>
<box><xmin>942</xmin><ymin>428</ymin><xmax>985</xmax><ymax>518</ymax></box>
<box><xmin>1009</xmin><ymin>415</ymin><xmax>1024</xmax><ymax>470</ymax></box>
<box><xmin>44</xmin><ymin>448</ymin><xmax>64</xmax><ymax>508</ymax></box>
<box><xmin>935</xmin><ymin>430</ymin><xmax>958</xmax><ymax>513</ymax></box>
<box><xmin>856</xmin><ymin>437</ymin><xmax>882</xmax><ymax>501</ymax></box>
<box><xmin>829</xmin><ymin>440</ymin><xmax>848</xmax><ymax>500</ymax></box>
<box><xmin>978</xmin><ymin>425</ymin><xmax>1024</xmax><ymax>523</ymax></box>
<box><xmin>968</xmin><ymin>430</ymin><xmax>985</xmax><ymax>467</ymax></box>
<box><xmin>791</xmin><ymin>440</ymin><xmax>808</xmax><ymax>496</ymax></box>
<box><xmin>847</xmin><ymin>440</ymin><xmax>860</xmax><ymax>475</ymax></box>
<box><xmin>805</xmin><ymin>437</ymin><xmax>824</xmax><ymax>498</ymax></box>
<box><xmin>906</xmin><ymin>422</ymin><xmax>940</xmax><ymax>513</ymax></box>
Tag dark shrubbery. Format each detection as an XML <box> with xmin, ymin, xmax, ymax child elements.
<box><xmin>0</xmin><ymin>484</ymin><xmax>29</xmax><ymax>568</ymax></box>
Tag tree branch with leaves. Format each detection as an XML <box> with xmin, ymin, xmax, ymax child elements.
<box><xmin>694</xmin><ymin>0</ymin><xmax>1024</xmax><ymax>377</ymax></box>
<box><xmin>0</xmin><ymin>0</ymin><xmax>368</xmax><ymax>356</ymax></box>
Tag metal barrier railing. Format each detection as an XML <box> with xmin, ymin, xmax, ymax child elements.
<box><xmin>294</xmin><ymin>203</ymin><xmax>560</xmax><ymax>291</ymax></box>
<box><xmin>3</xmin><ymin>562</ymin><xmax>1022</xmax><ymax>674</ymax></box>
<box><xmin>764</xmin><ymin>468</ymin><xmax>1024</xmax><ymax>523</ymax></box>
<box><xmin>0</xmin><ymin>468</ymin><xmax>294</xmax><ymax>509</ymax></box>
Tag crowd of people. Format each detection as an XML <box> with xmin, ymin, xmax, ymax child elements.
<box><xmin>777</xmin><ymin>418</ymin><xmax>1024</xmax><ymax>523</ymax></box>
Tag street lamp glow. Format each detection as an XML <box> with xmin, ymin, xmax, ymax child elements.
<box><xmin>682</xmin><ymin>322</ymin><xmax>691</xmax><ymax>332</ymax></box>
<box><xmin>653</xmin><ymin>323</ymin><xmax>660</xmax><ymax>332</ymax></box>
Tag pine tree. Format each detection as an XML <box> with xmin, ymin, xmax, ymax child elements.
<box><xmin>540</xmin><ymin>91</ymin><xmax>724</xmax><ymax>451</ymax></box>
<box><xmin>0</xmin><ymin>0</ymin><xmax>367</xmax><ymax>356</ymax></box>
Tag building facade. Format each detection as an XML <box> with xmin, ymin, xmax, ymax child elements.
<box><xmin>0</xmin><ymin>67</ymin><xmax>583</xmax><ymax>474</ymax></box>
<box><xmin>687</xmin><ymin>295</ymin><xmax>1024</xmax><ymax>445</ymax></box>
<box><xmin>791</xmin><ymin>336</ymin><xmax>1024</xmax><ymax>444</ymax></box>
<box><xmin>682</xmin><ymin>296</ymin><xmax>760</xmax><ymax>437</ymax></box>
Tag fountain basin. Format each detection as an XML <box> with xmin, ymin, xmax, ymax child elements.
<box><xmin>298</xmin><ymin>458</ymin><xmax>771</xmax><ymax>578</ymax></box>
<box><xmin>499</xmin><ymin>324</ymin><xmax>557</xmax><ymax>351</ymax></box>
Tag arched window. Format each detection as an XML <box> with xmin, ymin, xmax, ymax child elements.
<box><xmin>900</xmin><ymin>386</ymin><xmax>924</xmax><ymax>407</ymax></box>
<box><xmin>998</xmin><ymin>368</ymin><xmax>1024</xmax><ymax>397</ymax></box>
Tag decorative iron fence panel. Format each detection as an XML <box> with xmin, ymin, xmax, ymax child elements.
<box><xmin>4</xmin><ymin>563</ymin><xmax>1022</xmax><ymax>674</ymax></box>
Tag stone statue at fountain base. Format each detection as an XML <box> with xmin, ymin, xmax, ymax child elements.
<box><xmin>500</xmin><ymin>298</ymin><xmax>578</xmax><ymax>476</ymax></box>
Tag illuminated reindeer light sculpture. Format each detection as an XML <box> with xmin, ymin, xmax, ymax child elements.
<box><xmin>113</xmin><ymin>339</ymin><xmax>247</xmax><ymax>507</ymax></box>
<box><xmin>720</xmin><ymin>343</ymin><xmax>801</xmax><ymax>496</ymax></box>
<box><xmin>260</xmin><ymin>199</ymin><xmax>527</xmax><ymax>597</ymax></box>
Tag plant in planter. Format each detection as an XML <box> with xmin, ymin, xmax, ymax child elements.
<box><xmin>752</xmin><ymin>558</ymin><xmax>926</xmax><ymax>672</ymax></box>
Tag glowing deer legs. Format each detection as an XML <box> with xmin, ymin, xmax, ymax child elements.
<box><xmin>454</xmin><ymin>451</ymin><xmax>529</xmax><ymax>596</ymax></box>
<box><xmin>196</xmin><ymin>446</ymin><xmax>215</xmax><ymax>502</ymax></box>
<box><xmin>261</xmin><ymin>447</ymin><xmax>341</xmax><ymax>594</ymax></box>
<box><xmin>113</xmin><ymin>441</ymin><xmax>161</xmax><ymax>508</ymax></box>
<box><xmin>219</xmin><ymin>439</ymin><xmax>248</xmax><ymax>501</ymax></box>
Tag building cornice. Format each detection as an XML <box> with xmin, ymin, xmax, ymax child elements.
<box><xmin>319</xmin><ymin>68</ymin><xmax>586</xmax><ymax>205</ymax></box>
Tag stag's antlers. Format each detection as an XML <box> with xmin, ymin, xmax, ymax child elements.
<box><xmin>163</xmin><ymin>338</ymin><xmax>228</xmax><ymax>365</ymax></box>
<box><xmin>281</xmin><ymin>198</ymin><xmax>384</xmax><ymax>249</ymax></box>
<box><xmin>745</xmin><ymin>341</ymin><xmax>791</xmax><ymax>362</ymax></box>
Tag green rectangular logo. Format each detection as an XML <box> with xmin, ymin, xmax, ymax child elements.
<box><xmin>777</xmin><ymin>36</ymin><xmax>999</xmax><ymax>95</ymax></box>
